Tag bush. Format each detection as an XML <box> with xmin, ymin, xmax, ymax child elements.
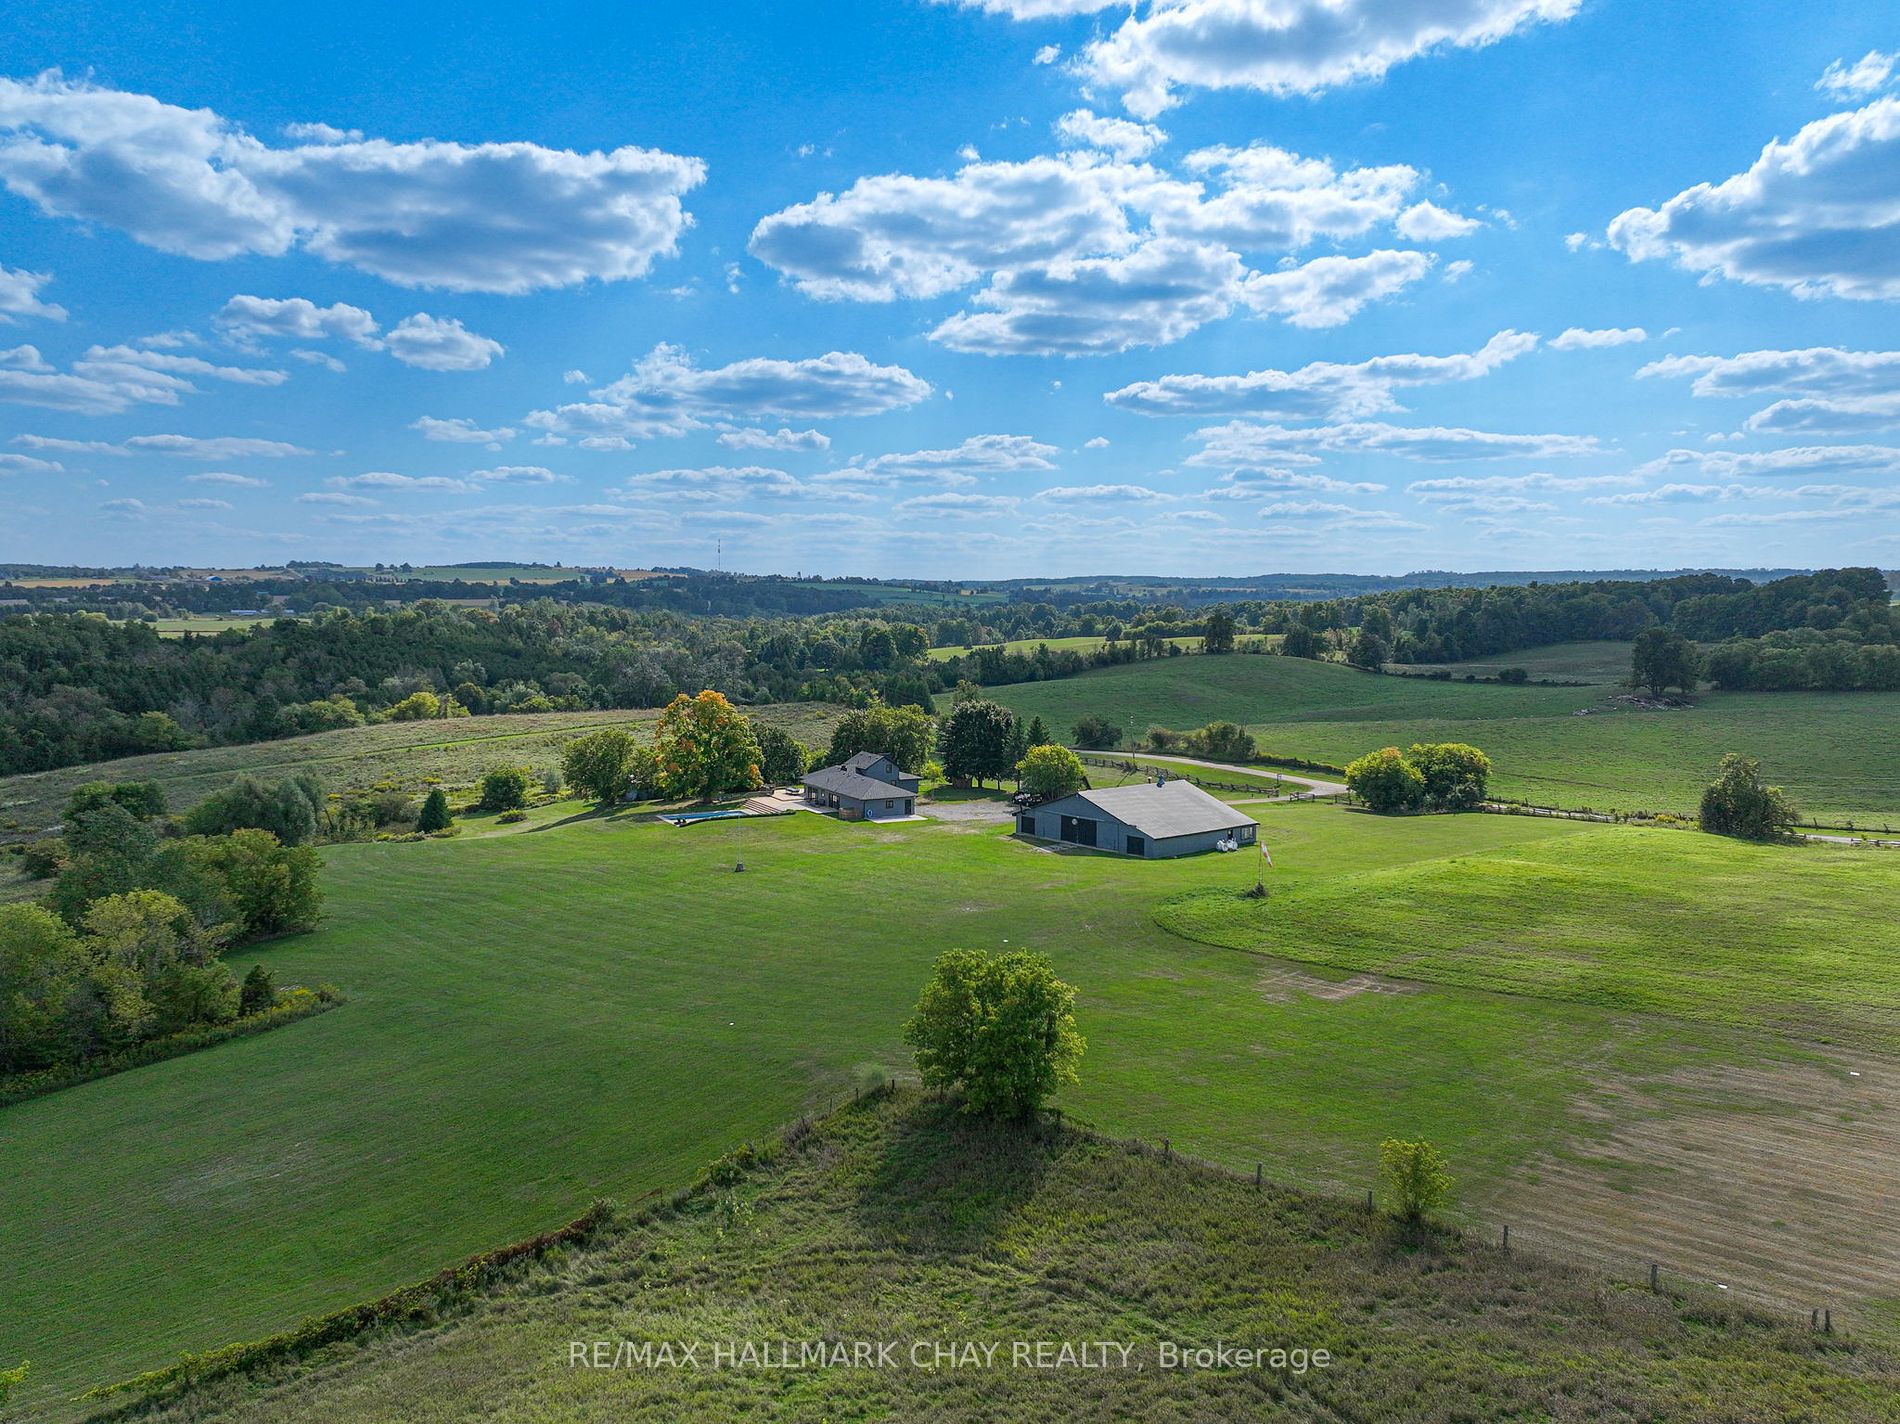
<box><xmin>1380</xmin><ymin>1138</ymin><xmax>1452</xmax><ymax>1222</ymax></box>
<box><xmin>239</xmin><ymin>964</ymin><xmax>276</xmax><ymax>1016</ymax></box>
<box><xmin>1699</xmin><ymin>754</ymin><xmax>1797</xmax><ymax>840</ymax></box>
<box><xmin>1407</xmin><ymin>742</ymin><xmax>1491</xmax><ymax>810</ymax></box>
<box><xmin>1072</xmin><ymin>714</ymin><xmax>1121</xmax><ymax>750</ymax></box>
<box><xmin>1017</xmin><ymin>744</ymin><xmax>1087</xmax><ymax>802</ymax></box>
<box><xmin>1498</xmin><ymin>667</ymin><xmax>1529</xmax><ymax>684</ymax></box>
<box><xmin>1344</xmin><ymin>747</ymin><xmax>1425</xmax><ymax>812</ymax></box>
<box><xmin>21</xmin><ymin>838</ymin><xmax>66</xmax><ymax>879</ymax></box>
<box><xmin>497</xmin><ymin>809</ymin><xmax>528</xmax><ymax>824</ymax></box>
<box><xmin>478</xmin><ymin>766</ymin><xmax>531</xmax><ymax>813</ymax></box>
<box><xmin>903</xmin><ymin>948</ymin><xmax>1084</xmax><ymax>1119</ymax></box>
<box><xmin>1186</xmin><ymin>721</ymin><xmax>1255</xmax><ymax>762</ymax></box>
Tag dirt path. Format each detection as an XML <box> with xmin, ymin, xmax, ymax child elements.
<box><xmin>1089</xmin><ymin>751</ymin><xmax>1348</xmax><ymax>800</ymax></box>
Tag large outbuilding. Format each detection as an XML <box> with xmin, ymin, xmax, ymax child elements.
<box><xmin>1017</xmin><ymin>777</ymin><xmax>1258</xmax><ymax>859</ymax></box>
<box><xmin>801</xmin><ymin>751</ymin><xmax>920</xmax><ymax>821</ymax></box>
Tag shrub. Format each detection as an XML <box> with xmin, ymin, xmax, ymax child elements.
<box><xmin>20</xmin><ymin>838</ymin><xmax>66</xmax><ymax>880</ymax></box>
<box><xmin>497</xmin><ymin>809</ymin><xmax>528</xmax><ymax>824</ymax></box>
<box><xmin>903</xmin><ymin>948</ymin><xmax>1084</xmax><ymax>1119</ymax></box>
<box><xmin>478</xmin><ymin>766</ymin><xmax>531</xmax><ymax>812</ymax></box>
<box><xmin>1186</xmin><ymin>721</ymin><xmax>1255</xmax><ymax>762</ymax></box>
<box><xmin>1344</xmin><ymin>747</ymin><xmax>1425</xmax><ymax>812</ymax></box>
<box><xmin>1072</xmin><ymin>714</ymin><xmax>1121</xmax><ymax>750</ymax></box>
<box><xmin>239</xmin><ymin>964</ymin><xmax>276</xmax><ymax>1016</ymax></box>
<box><xmin>562</xmin><ymin>727</ymin><xmax>640</xmax><ymax>804</ymax></box>
<box><xmin>1699</xmin><ymin>754</ymin><xmax>1797</xmax><ymax>840</ymax></box>
<box><xmin>1498</xmin><ymin>667</ymin><xmax>1529</xmax><ymax>684</ymax></box>
<box><xmin>1407</xmin><ymin>742</ymin><xmax>1491</xmax><ymax>810</ymax></box>
<box><xmin>1380</xmin><ymin>1138</ymin><xmax>1452</xmax><ymax>1222</ymax></box>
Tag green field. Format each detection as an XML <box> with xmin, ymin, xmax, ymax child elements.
<box><xmin>9</xmin><ymin>802</ymin><xmax>1900</xmax><ymax>1413</ymax></box>
<box><xmin>1387</xmin><ymin>639</ymin><xmax>1638</xmax><ymax>684</ymax></box>
<box><xmin>0</xmin><ymin>706</ymin><xmax>839</xmax><ymax>839</ymax></box>
<box><xmin>986</xmin><ymin>654</ymin><xmax>1900</xmax><ymax>820</ymax></box>
<box><xmin>150</xmin><ymin>614</ymin><xmax>290</xmax><ymax>637</ymax></box>
<box><xmin>927</xmin><ymin>634</ymin><xmax>1211</xmax><ymax>660</ymax></box>
<box><xmin>129</xmin><ymin>1090</ymin><xmax>1900</xmax><ymax>1423</ymax></box>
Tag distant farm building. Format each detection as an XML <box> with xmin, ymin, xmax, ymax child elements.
<box><xmin>802</xmin><ymin>751</ymin><xmax>920</xmax><ymax>821</ymax></box>
<box><xmin>1018</xmin><ymin>777</ymin><xmax>1258</xmax><ymax>858</ymax></box>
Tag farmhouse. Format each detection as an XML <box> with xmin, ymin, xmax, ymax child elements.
<box><xmin>802</xmin><ymin>751</ymin><xmax>920</xmax><ymax>821</ymax></box>
<box><xmin>1018</xmin><ymin>777</ymin><xmax>1258</xmax><ymax>858</ymax></box>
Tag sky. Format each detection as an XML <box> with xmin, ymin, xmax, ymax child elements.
<box><xmin>0</xmin><ymin>0</ymin><xmax>1896</xmax><ymax>578</ymax></box>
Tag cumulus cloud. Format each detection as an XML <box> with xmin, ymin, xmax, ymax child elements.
<box><xmin>1741</xmin><ymin>395</ymin><xmax>1900</xmax><ymax>435</ymax></box>
<box><xmin>411</xmin><ymin>415</ymin><xmax>516</xmax><ymax>446</ymax></box>
<box><xmin>932</xmin><ymin>238</ymin><xmax>1244</xmax><ymax>354</ymax></box>
<box><xmin>750</xmin><ymin>141</ymin><xmax>1452</xmax><ymax>354</ymax></box>
<box><xmin>216</xmin><ymin>294</ymin><xmax>379</xmax><ymax>346</ymax></box>
<box><xmin>1209</xmin><ymin>467</ymin><xmax>1385</xmax><ymax>496</ymax></box>
<box><xmin>1106</xmin><ymin>328</ymin><xmax>1535</xmax><ymax>418</ymax></box>
<box><xmin>1394</xmin><ymin>201</ymin><xmax>1482</xmax><ymax>240</ymax></box>
<box><xmin>0</xmin><ymin>72</ymin><xmax>705</xmax><ymax>293</ymax></box>
<box><xmin>893</xmin><ymin>491</ymin><xmax>1021</xmax><ymax>517</ymax></box>
<box><xmin>1189</xmin><ymin>419</ymin><xmax>1600</xmax><ymax>466</ymax></box>
<box><xmin>716</xmin><ymin>426</ymin><xmax>832</xmax><ymax>451</ymax></box>
<box><xmin>383</xmin><ymin>313</ymin><xmax>503</xmax><ymax>370</ymax></box>
<box><xmin>1636</xmin><ymin>346</ymin><xmax>1900</xmax><ymax>399</ymax></box>
<box><xmin>1239</xmin><ymin>249</ymin><xmax>1433</xmax><ymax>327</ymax></box>
<box><xmin>1055</xmin><ymin>108</ymin><xmax>1166</xmax><ymax>161</ymax></box>
<box><xmin>0</xmin><ymin>342</ymin><xmax>287</xmax><ymax>413</ymax></box>
<box><xmin>1549</xmin><ymin>325</ymin><xmax>1647</xmax><ymax>350</ymax></box>
<box><xmin>1816</xmin><ymin>50</ymin><xmax>1896</xmax><ymax>99</ymax></box>
<box><xmin>1033</xmin><ymin>482</ymin><xmax>1169</xmax><ymax>503</ymax></box>
<box><xmin>0</xmin><ymin>263</ymin><xmax>64</xmax><ymax>322</ymax></box>
<box><xmin>183</xmin><ymin>471</ymin><xmax>270</xmax><ymax>486</ymax></box>
<box><xmin>1073</xmin><ymin>0</ymin><xmax>1583</xmax><ymax>118</ymax></box>
<box><xmin>126</xmin><ymin>434</ymin><xmax>310</xmax><ymax>459</ymax></box>
<box><xmin>0</xmin><ymin>450</ymin><xmax>60</xmax><ymax>474</ymax></box>
<box><xmin>615</xmin><ymin>464</ymin><xmax>815</xmax><ymax>504</ymax></box>
<box><xmin>1633</xmin><ymin>444</ymin><xmax>1900</xmax><ymax>480</ymax></box>
<box><xmin>1607</xmin><ymin>97</ymin><xmax>1900</xmax><ymax>301</ymax></box>
<box><xmin>828</xmin><ymin>433</ymin><xmax>1060</xmax><ymax>489</ymax></box>
<box><xmin>526</xmin><ymin>344</ymin><xmax>931</xmax><ymax>447</ymax></box>
<box><xmin>330</xmin><ymin>470</ymin><xmax>477</xmax><ymax>493</ymax></box>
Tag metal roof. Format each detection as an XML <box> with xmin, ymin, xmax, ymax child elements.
<box><xmin>1059</xmin><ymin>780</ymin><xmax>1257</xmax><ymax>839</ymax></box>
<box><xmin>803</xmin><ymin>765</ymin><xmax>916</xmax><ymax>802</ymax></box>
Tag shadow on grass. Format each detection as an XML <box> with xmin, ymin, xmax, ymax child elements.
<box><xmin>853</xmin><ymin>1096</ymin><xmax>1056</xmax><ymax>1253</ymax></box>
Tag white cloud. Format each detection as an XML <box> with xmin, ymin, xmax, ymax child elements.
<box><xmin>1741</xmin><ymin>395</ymin><xmax>1900</xmax><ymax>435</ymax></box>
<box><xmin>1240</xmin><ymin>249</ymin><xmax>1433</xmax><ymax>328</ymax></box>
<box><xmin>716</xmin><ymin>426</ymin><xmax>832</xmax><ymax>451</ymax></box>
<box><xmin>1406</xmin><ymin>471</ymin><xmax>1638</xmax><ymax>499</ymax></box>
<box><xmin>175</xmin><ymin>496</ymin><xmax>232</xmax><ymax>509</ymax></box>
<box><xmin>0</xmin><ymin>340</ymin><xmax>285</xmax><ymax>413</ymax></box>
<box><xmin>1105</xmin><ymin>328</ymin><xmax>1535</xmax><ymax>418</ymax></box>
<box><xmin>1394</xmin><ymin>201</ymin><xmax>1481</xmax><ymax>240</ymax></box>
<box><xmin>1633</xmin><ymin>444</ymin><xmax>1900</xmax><ymax>480</ymax></box>
<box><xmin>615</xmin><ymin>464</ymin><xmax>814</xmax><ymax>503</ymax></box>
<box><xmin>291</xmin><ymin>348</ymin><xmax>347</xmax><ymax>372</ymax></box>
<box><xmin>331</xmin><ymin>470</ymin><xmax>477</xmax><ymax>493</ymax></box>
<box><xmin>127</xmin><ymin>434</ymin><xmax>310</xmax><ymax>458</ymax></box>
<box><xmin>893</xmin><ymin>491</ymin><xmax>1022</xmax><ymax>517</ymax></box>
<box><xmin>1190</xmin><ymin>419</ymin><xmax>1600</xmax><ymax>465</ymax></box>
<box><xmin>1549</xmin><ymin>325</ymin><xmax>1647</xmax><ymax>350</ymax></box>
<box><xmin>383</xmin><ymin>313</ymin><xmax>503</xmax><ymax>371</ymax></box>
<box><xmin>1587</xmin><ymin>482</ymin><xmax>1755</xmax><ymax>506</ymax></box>
<box><xmin>1083</xmin><ymin>435</ymin><xmax>1110</xmax><ymax>448</ymax></box>
<box><xmin>0</xmin><ymin>451</ymin><xmax>60</xmax><ymax>474</ymax></box>
<box><xmin>1055</xmin><ymin>108</ymin><xmax>1166</xmax><ymax>161</ymax></box>
<box><xmin>527</xmin><ymin>345</ymin><xmax>931</xmax><ymax>446</ymax></box>
<box><xmin>13</xmin><ymin>433</ymin><xmax>124</xmax><ymax>455</ymax></box>
<box><xmin>469</xmin><ymin>464</ymin><xmax>563</xmax><ymax>485</ymax></box>
<box><xmin>411</xmin><ymin>415</ymin><xmax>516</xmax><ymax>446</ymax></box>
<box><xmin>184</xmin><ymin>471</ymin><xmax>270</xmax><ymax>487</ymax></box>
<box><xmin>932</xmin><ymin>238</ymin><xmax>1243</xmax><ymax>354</ymax></box>
<box><xmin>1210</xmin><ymin>467</ymin><xmax>1385</xmax><ymax>495</ymax></box>
<box><xmin>1636</xmin><ymin>346</ymin><xmax>1900</xmax><ymax>399</ymax></box>
<box><xmin>0</xmin><ymin>72</ymin><xmax>705</xmax><ymax>293</ymax></box>
<box><xmin>216</xmin><ymin>294</ymin><xmax>379</xmax><ymax>346</ymax></box>
<box><xmin>0</xmin><ymin>264</ymin><xmax>64</xmax><ymax>322</ymax></box>
<box><xmin>828</xmin><ymin>434</ymin><xmax>1060</xmax><ymax>490</ymax></box>
<box><xmin>1034</xmin><ymin>44</ymin><xmax>1063</xmax><ymax>65</ymax></box>
<box><xmin>1816</xmin><ymin>50</ymin><xmax>1896</xmax><ymax>99</ymax></box>
<box><xmin>100</xmin><ymin>496</ymin><xmax>145</xmax><ymax>516</ymax></box>
<box><xmin>1075</xmin><ymin>0</ymin><xmax>1583</xmax><ymax>118</ymax></box>
<box><xmin>948</xmin><ymin>1</ymin><xmax>1121</xmax><ymax>15</ymax></box>
<box><xmin>1608</xmin><ymin>97</ymin><xmax>1900</xmax><ymax>301</ymax></box>
<box><xmin>1033</xmin><ymin>482</ymin><xmax>1168</xmax><ymax>503</ymax></box>
<box><xmin>296</xmin><ymin>490</ymin><xmax>376</xmax><ymax>506</ymax></box>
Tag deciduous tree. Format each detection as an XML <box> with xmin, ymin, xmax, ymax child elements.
<box><xmin>1699</xmin><ymin>753</ymin><xmax>1797</xmax><ymax>840</ymax></box>
<box><xmin>1345</xmin><ymin>747</ymin><xmax>1425</xmax><ymax>812</ymax></box>
<box><xmin>1017</xmin><ymin>744</ymin><xmax>1086</xmax><ymax>802</ymax></box>
<box><xmin>561</xmin><ymin>727</ymin><xmax>641</xmax><ymax>805</ymax></box>
<box><xmin>903</xmin><ymin>949</ymin><xmax>1083</xmax><ymax>1119</ymax></box>
<box><xmin>653</xmin><ymin>691</ymin><xmax>762</xmax><ymax>803</ymax></box>
<box><xmin>1379</xmin><ymin>1138</ymin><xmax>1452</xmax><ymax>1222</ymax></box>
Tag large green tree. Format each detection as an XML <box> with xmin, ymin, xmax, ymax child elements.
<box><xmin>937</xmin><ymin>699</ymin><xmax>1016</xmax><ymax>787</ymax></box>
<box><xmin>561</xmin><ymin>727</ymin><xmax>641</xmax><ymax>804</ymax></box>
<box><xmin>1344</xmin><ymin>747</ymin><xmax>1426</xmax><ymax>812</ymax></box>
<box><xmin>653</xmin><ymin>690</ymin><xmax>762</xmax><ymax>803</ymax></box>
<box><xmin>1631</xmin><ymin>627</ymin><xmax>1701</xmax><ymax>696</ymax></box>
<box><xmin>903</xmin><ymin>949</ymin><xmax>1084</xmax><ymax>1119</ymax></box>
<box><xmin>1407</xmin><ymin>743</ymin><xmax>1491</xmax><ymax>810</ymax></box>
<box><xmin>824</xmin><ymin>703</ymin><xmax>934</xmax><ymax>772</ymax></box>
<box><xmin>750</xmin><ymin>720</ymin><xmax>809</xmax><ymax>785</ymax></box>
<box><xmin>1017</xmin><ymin>744</ymin><xmax>1086</xmax><ymax>801</ymax></box>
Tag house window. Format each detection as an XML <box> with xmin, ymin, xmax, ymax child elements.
<box><xmin>1239</xmin><ymin>825</ymin><xmax>1256</xmax><ymax>844</ymax></box>
<box><xmin>885</xmin><ymin>799</ymin><xmax>894</xmax><ymax>809</ymax></box>
<box><xmin>1017</xmin><ymin>813</ymin><xmax>1035</xmax><ymax>834</ymax></box>
<box><xmin>1126</xmin><ymin>835</ymin><xmax>1145</xmax><ymax>857</ymax></box>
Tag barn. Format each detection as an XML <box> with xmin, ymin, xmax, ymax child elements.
<box><xmin>1016</xmin><ymin>777</ymin><xmax>1258</xmax><ymax>859</ymax></box>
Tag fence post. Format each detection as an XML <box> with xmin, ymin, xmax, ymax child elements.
<box><xmin>1825</xmin><ymin>1309</ymin><xmax>1832</xmax><ymax>1335</ymax></box>
<box><xmin>1366</xmin><ymin>1188</ymin><xmax>1374</xmax><ymax>1212</ymax></box>
<box><xmin>1501</xmin><ymin>1224</ymin><xmax>1510</xmax><ymax>1251</ymax></box>
<box><xmin>1254</xmin><ymin>1162</ymin><xmax>1262</xmax><ymax>1187</ymax></box>
<box><xmin>1649</xmin><ymin>1262</ymin><xmax>1660</xmax><ymax>1293</ymax></box>
<box><xmin>1163</xmin><ymin>1138</ymin><xmax>1171</xmax><ymax>1162</ymax></box>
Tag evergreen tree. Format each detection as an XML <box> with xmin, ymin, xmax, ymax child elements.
<box><xmin>417</xmin><ymin>788</ymin><xmax>453</xmax><ymax>833</ymax></box>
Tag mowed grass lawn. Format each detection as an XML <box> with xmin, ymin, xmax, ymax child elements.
<box><xmin>9</xmin><ymin>805</ymin><xmax>1900</xmax><ymax>1412</ymax></box>
<box><xmin>987</xmin><ymin>654</ymin><xmax>1900</xmax><ymax>820</ymax></box>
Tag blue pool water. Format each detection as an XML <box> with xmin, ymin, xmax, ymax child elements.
<box><xmin>663</xmin><ymin>809</ymin><xmax>751</xmax><ymax>825</ymax></box>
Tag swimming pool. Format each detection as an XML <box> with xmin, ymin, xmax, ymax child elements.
<box><xmin>662</xmin><ymin>809</ymin><xmax>751</xmax><ymax>825</ymax></box>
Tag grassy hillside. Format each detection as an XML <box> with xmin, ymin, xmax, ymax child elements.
<box><xmin>1388</xmin><ymin>639</ymin><xmax>1637</xmax><ymax>683</ymax></box>
<box><xmin>10</xmin><ymin>805</ymin><xmax>1900</xmax><ymax>1413</ymax></box>
<box><xmin>987</xmin><ymin>654</ymin><xmax>1900</xmax><ymax>820</ymax></box>
<box><xmin>122</xmin><ymin>1090</ymin><xmax>1899</xmax><ymax>1424</ymax></box>
<box><xmin>0</xmin><ymin>705</ymin><xmax>840</xmax><ymax>838</ymax></box>
<box><xmin>926</xmin><ymin>634</ymin><xmax>1209</xmax><ymax>660</ymax></box>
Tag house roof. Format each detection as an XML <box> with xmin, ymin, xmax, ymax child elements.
<box><xmin>842</xmin><ymin>751</ymin><xmax>891</xmax><ymax>773</ymax></box>
<box><xmin>1058</xmin><ymin>780</ymin><xmax>1257</xmax><ymax>839</ymax></box>
<box><xmin>803</xmin><ymin>765</ymin><xmax>915</xmax><ymax>801</ymax></box>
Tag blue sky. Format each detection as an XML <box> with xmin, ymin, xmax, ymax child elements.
<box><xmin>0</xmin><ymin>0</ymin><xmax>1896</xmax><ymax>577</ymax></box>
